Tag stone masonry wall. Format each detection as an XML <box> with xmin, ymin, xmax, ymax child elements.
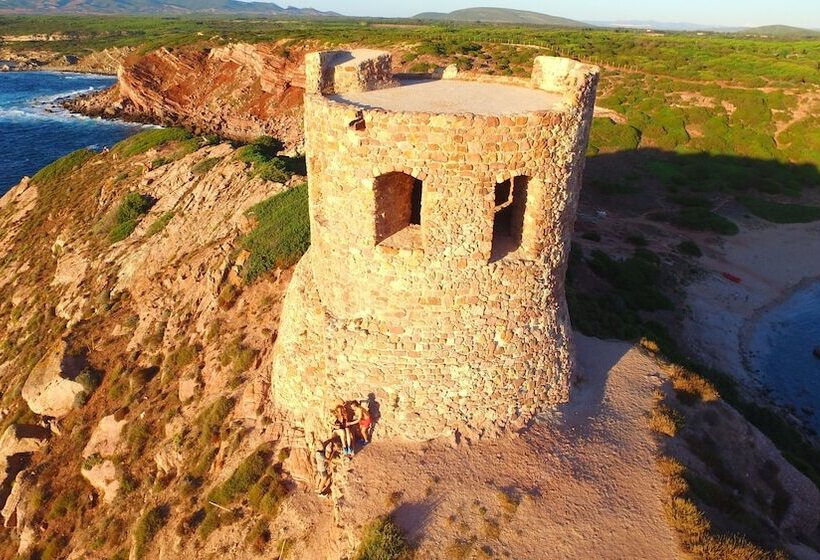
<box><xmin>271</xmin><ymin>51</ymin><xmax>599</xmax><ymax>441</ymax></box>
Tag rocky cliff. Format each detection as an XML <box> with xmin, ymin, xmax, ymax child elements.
<box><xmin>65</xmin><ymin>42</ymin><xmax>308</xmax><ymax>146</ymax></box>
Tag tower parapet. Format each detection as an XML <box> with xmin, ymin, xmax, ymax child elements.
<box><xmin>271</xmin><ymin>49</ymin><xmax>599</xmax><ymax>440</ymax></box>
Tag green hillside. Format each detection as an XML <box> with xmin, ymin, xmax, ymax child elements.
<box><xmin>738</xmin><ymin>25</ymin><xmax>820</xmax><ymax>37</ymax></box>
<box><xmin>412</xmin><ymin>7</ymin><xmax>590</xmax><ymax>27</ymax></box>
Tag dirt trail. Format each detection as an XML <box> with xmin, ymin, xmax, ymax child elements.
<box><xmin>317</xmin><ymin>335</ymin><xmax>680</xmax><ymax>559</ymax></box>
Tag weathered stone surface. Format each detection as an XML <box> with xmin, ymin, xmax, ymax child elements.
<box><xmin>82</xmin><ymin>415</ymin><xmax>126</xmax><ymax>459</ymax></box>
<box><xmin>271</xmin><ymin>50</ymin><xmax>599</xmax><ymax>441</ymax></box>
<box><xmin>81</xmin><ymin>460</ymin><xmax>120</xmax><ymax>504</ymax></box>
<box><xmin>282</xmin><ymin>446</ymin><xmax>314</xmax><ymax>487</ymax></box>
<box><xmin>0</xmin><ymin>424</ymin><xmax>49</xmax><ymax>514</ymax></box>
<box><xmin>21</xmin><ymin>339</ymin><xmax>87</xmax><ymax>418</ymax></box>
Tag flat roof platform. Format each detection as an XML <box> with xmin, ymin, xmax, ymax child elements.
<box><xmin>331</xmin><ymin>79</ymin><xmax>566</xmax><ymax>116</ymax></box>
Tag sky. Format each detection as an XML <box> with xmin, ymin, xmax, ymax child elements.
<box><xmin>280</xmin><ymin>0</ymin><xmax>820</xmax><ymax>28</ymax></box>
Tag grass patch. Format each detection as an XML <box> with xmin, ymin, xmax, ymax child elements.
<box><xmin>146</xmin><ymin>211</ymin><xmax>174</xmax><ymax>236</ymax></box>
<box><xmin>237</xmin><ymin>136</ymin><xmax>304</xmax><ymax>182</ymax></box>
<box><xmin>242</xmin><ymin>183</ymin><xmax>310</xmax><ymax>282</ymax></box>
<box><xmin>192</xmin><ymin>156</ymin><xmax>222</xmax><ymax>176</ymax></box>
<box><xmin>654</xmin><ymin>208</ymin><xmax>739</xmax><ymax>235</ymax></box>
<box><xmin>109</xmin><ymin>192</ymin><xmax>154</xmax><ymax>242</ymax></box>
<box><xmin>353</xmin><ymin>516</ymin><xmax>413</xmax><ymax>560</ymax></box>
<box><xmin>738</xmin><ymin>196</ymin><xmax>820</xmax><ymax>223</ymax></box>
<box><xmin>115</xmin><ymin>128</ymin><xmax>192</xmax><ymax>157</ymax></box>
<box><xmin>31</xmin><ymin>148</ymin><xmax>94</xmax><ymax>184</ymax></box>
<box><xmin>200</xmin><ymin>444</ymin><xmax>287</xmax><ymax>539</ymax></box>
<box><xmin>133</xmin><ymin>505</ymin><xmax>169</xmax><ymax>560</ymax></box>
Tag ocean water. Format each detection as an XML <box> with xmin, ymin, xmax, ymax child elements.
<box><xmin>749</xmin><ymin>282</ymin><xmax>820</xmax><ymax>432</ymax></box>
<box><xmin>0</xmin><ymin>71</ymin><xmax>144</xmax><ymax>195</ymax></box>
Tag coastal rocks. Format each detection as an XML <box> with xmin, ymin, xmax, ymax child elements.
<box><xmin>21</xmin><ymin>340</ymin><xmax>87</xmax><ymax>418</ymax></box>
<box><xmin>65</xmin><ymin>41</ymin><xmax>308</xmax><ymax>146</ymax></box>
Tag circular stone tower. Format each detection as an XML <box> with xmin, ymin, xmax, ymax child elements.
<box><xmin>271</xmin><ymin>49</ymin><xmax>599</xmax><ymax>440</ymax></box>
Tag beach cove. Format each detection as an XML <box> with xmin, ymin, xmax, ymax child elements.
<box><xmin>682</xmin><ymin>219</ymin><xmax>820</xmax><ymax>434</ymax></box>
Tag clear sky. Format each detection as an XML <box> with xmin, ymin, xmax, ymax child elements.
<box><xmin>280</xmin><ymin>0</ymin><xmax>820</xmax><ymax>28</ymax></box>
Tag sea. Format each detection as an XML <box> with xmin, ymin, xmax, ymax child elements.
<box><xmin>748</xmin><ymin>281</ymin><xmax>820</xmax><ymax>433</ymax></box>
<box><xmin>0</xmin><ymin>71</ymin><xmax>144</xmax><ymax>195</ymax></box>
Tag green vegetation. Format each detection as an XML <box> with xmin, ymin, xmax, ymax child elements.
<box><xmin>677</xmin><ymin>240</ymin><xmax>702</xmax><ymax>257</ymax></box>
<box><xmin>237</xmin><ymin>136</ymin><xmax>303</xmax><ymax>182</ymax></box>
<box><xmin>191</xmin><ymin>156</ymin><xmax>222</xmax><ymax>176</ymax></box>
<box><xmin>353</xmin><ymin>516</ymin><xmax>413</xmax><ymax>560</ymax></box>
<box><xmin>115</xmin><ymin>128</ymin><xmax>192</xmax><ymax>157</ymax></box>
<box><xmin>652</xmin><ymin>208</ymin><xmax>739</xmax><ymax>235</ymax></box>
<box><xmin>242</xmin><ymin>183</ymin><xmax>310</xmax><ymax>282</ymax></box>
<box><xmin>109</xmin><ymin>192</ymin><xmax>154</xmax><ymax>242</ymax></box>
<box><xmin>200</xmin><ymin>444</ymin><xmax>287</xmax><ymax>539</ymax></box>
<box><xmin>31</xmin><ymin>148</ymin><xmax>95</xmax><ymax>184</ymax></box>
<box><xmin>738</xmin><ymin>196</ymin><xmax>820</xmax><ymax>223</ymax></box>
<box><xmin>146</xmin><ymin>211</ymin><xmax>175</xmax><ymax>236</ymax></box>
<box><xmin>134</xmin><ymin>505</ymin><xmax>169</xmax><ymax>560</ymax></box>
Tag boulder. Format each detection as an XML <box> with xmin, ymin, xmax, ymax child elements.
<box><xmin>22</xmin><ymin>340</ymin><xmax>87</xmax><ymax>418</ymax></box>
<box><xmin>0</xmin><ymin>424</ymin><xmax>49</xmax><ymax>511</ymax></box>
<box><xmin>81</xmin><ymin>460</ymin><xmax>120</xmax><ymax>504</ymax></box>
<box><xmin>82</xmin><ymin>415</ymin><xmax>126</xmax><ymax>459</ymax></box>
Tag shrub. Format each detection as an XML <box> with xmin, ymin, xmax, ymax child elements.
<box><xmin>220</xmin><ymin>336</ymin><xmax>258</xmax><ymax>374</ymax></box>
<box><xmin>649</xmin><ymin>401</ymin><xmax>683</xmax><ymax>437</ymax></box>
<box><xmin>662</xmin><ymin>364</ymin><xmax>719</xmax><ymax>404</ymax></box>
<box><xmin>237</xmin><ymin>136</ymin><xmax>297</xmax><ymax>183</ymax></box>
<box><xmin>133</xmin><ymin>505</ymin><xmax>169</xmax><ymax>560</ymax></box>
<box><xmin>626</xmin><ymin>233</ymin><xmax>648</xmax><ymax>246</ymax></box>
<box><xmin>109</xmin><ymin>193</ymin><xmax>154</xmax><ymax>242</ymax></box>
<box><xmin>353</xmin><ymin>516</ymin><xmax>412</xmax><ymax>560</ymax></box>
<box><xmin>31</xmin><ymin>149</ymin><xmax>94</xmax><ymax>184</ymax></box>
<box><xmin>242</xmin><ymin>184</ymin><xmax>310</xmax><ymax>282</ymax></box>
<box><xmin>115</xmin><ymin>128</ymin><xmax>192</xmax><ymax>157</ymax></box>
<box><xmin>146</xmin><ymin>212</ymin><xmax>175</xmax><ymax>236</ymax></box>
<box><xmin>657</xmin><ymin>208</ymin><xmax>739</xmax><ymax>235</ymax></box>
<box><xmin>580</xmin><ymin>231</ymin><xmax>601</xmax><ymax>242</ymax></box>
<box><xmin>738</xmin><ymin>196</ymin><xmax>820</xmax><ymax>223</ymax></box>
<box><xmin>164</xmin><ymin>342</ymin><xmax>199</xmax><ymax>376</ymax></box>
<box><xmin>195</xmin><ymin>396</ymin><xmax>235</xmax><ymax>449</ymax></box>
<box><xmin>74</xmin><ymin>368</ymin><xmax>101</xmax><ymax>406</ymax></box>
<box><xmin>677</xmin><ymin>240</ymin><xmax>702</xmax><ymax>257</ymax></box>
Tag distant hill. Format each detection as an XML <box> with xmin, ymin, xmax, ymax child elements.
<box><xmin>736</xmin><ymin>25</ymin><xmax>820</xmax><ymax>37</ymax></box>
<box><xmin>412</xmin><ymin>7</ymin><xmax>590</xmax><ymax>27</ymax></box>
<box><xmin>590</xmin><ymin>20</ymin><xmax>744</xmax><ymax>32</ymax></box>
<box><xmin>0</xmin><ymin>0</ymin><xmax>338</xmax><ymax>15</ymax></box>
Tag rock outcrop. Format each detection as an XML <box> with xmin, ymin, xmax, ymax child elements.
<box><xmin>21</xmin><ymin>340</ymin><xmax>87</xmax><ymax>418</ymax></box>
<box><xmin>64</xmin><ymin>42</ymin><xmax>308</xmax><ymax>146</ymax></box>
<box><xmin>0</xmin><ymin>424</ymin><xmax>49</xmax><ymax>513</ymax></box>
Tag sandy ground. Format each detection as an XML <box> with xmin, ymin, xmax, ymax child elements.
<box><xmin>682</xmin><ymin>220</ymin><xmax>820</xmax><ymax>391</ymax></box>
<box><xmin>284</xmin><ymin>335</ymin><xmax>680</xmax><ymax>560</ymax></box>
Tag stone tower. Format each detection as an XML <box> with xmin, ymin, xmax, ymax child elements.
<box><xmin>271</xmin><ymin>49</ymin><xmax>599</xmax><ymax>440</ymax></box>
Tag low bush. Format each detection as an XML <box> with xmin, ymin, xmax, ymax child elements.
<box><xmin>242</xmin><ymin>183</ymin><xmax>310</xmax><ymax>282</ymax></box>
<box><xmin>220</xmin><ymin>336</ymin><xmax>258</xmax><ymax>375</ymax></box>
<box><xmin>580</xmin><ymin>231</ymin><xmax>601</xmax><ymax>242</ymax></box>
<box><xmin>31</xmin><ymin>149</ymin><xmax>94</xmax><ymax>184</ymax></box>
<box><xmin>134</xmin><ymin>505</ymin><xmax>169</xmax><ymax>560</ymax></box>
<box><xmin>115</xmin><ymin>128</ymin><xmax>192</xmax><ymax>157</ymax></box>
<box><xmin>677</xmin><ymin>240</ymin><xmax>702</xmax><ymax>257</ymax></box>
<box><xmin>654</xmin><ymin>208</ymin><xmax>739</xmax><ymax>235</ymax></box>
<box><xmin>164</xmin><ymin>342</ymin><xmax>200</xmax><ymax>376</ymax></box>
<box><xmin>353</xmin><ymin>516</ymin><xmax>413</xmax><ymax>560</ymax></box>
<box><xmin>237</xmin><ymin>136</ymin><xmax>301</xmax><ymax>183</ymax></box>
<box><xmin>738</xmin><ymin>196</ymin><xmax>820</xmax><ymax>223</ymax></box>
<box><xmin>109</xmin><ymin>193</ymin><xmax>154</xmax><ymax>242</ymax></box>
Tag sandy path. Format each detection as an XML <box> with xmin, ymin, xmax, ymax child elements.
<box><xmin>312</xmin><ymin>335</ymin><xmax>681</xmax><ymax>559</ymax></box>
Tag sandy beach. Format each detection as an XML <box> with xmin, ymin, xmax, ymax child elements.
<box><xmin>681</xmin><ymin>219</ymin><xmax>820</xmax><ymax>422</ymax></box>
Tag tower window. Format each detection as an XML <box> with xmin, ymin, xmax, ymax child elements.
<box><xmin>491</xmin><ymin>176</ymin><xmax>528</xmax><ymax>260</ymax></box>
<box><xmin>374</xmin><ymin>172</ymin><xmax>423</xmax><ymax>247</ymax></box>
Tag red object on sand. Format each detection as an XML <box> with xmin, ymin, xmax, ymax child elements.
<box><xmin>722</xmin><ymin>272</ymin><xmax>742</xmax><ymax>283</ymax></box>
